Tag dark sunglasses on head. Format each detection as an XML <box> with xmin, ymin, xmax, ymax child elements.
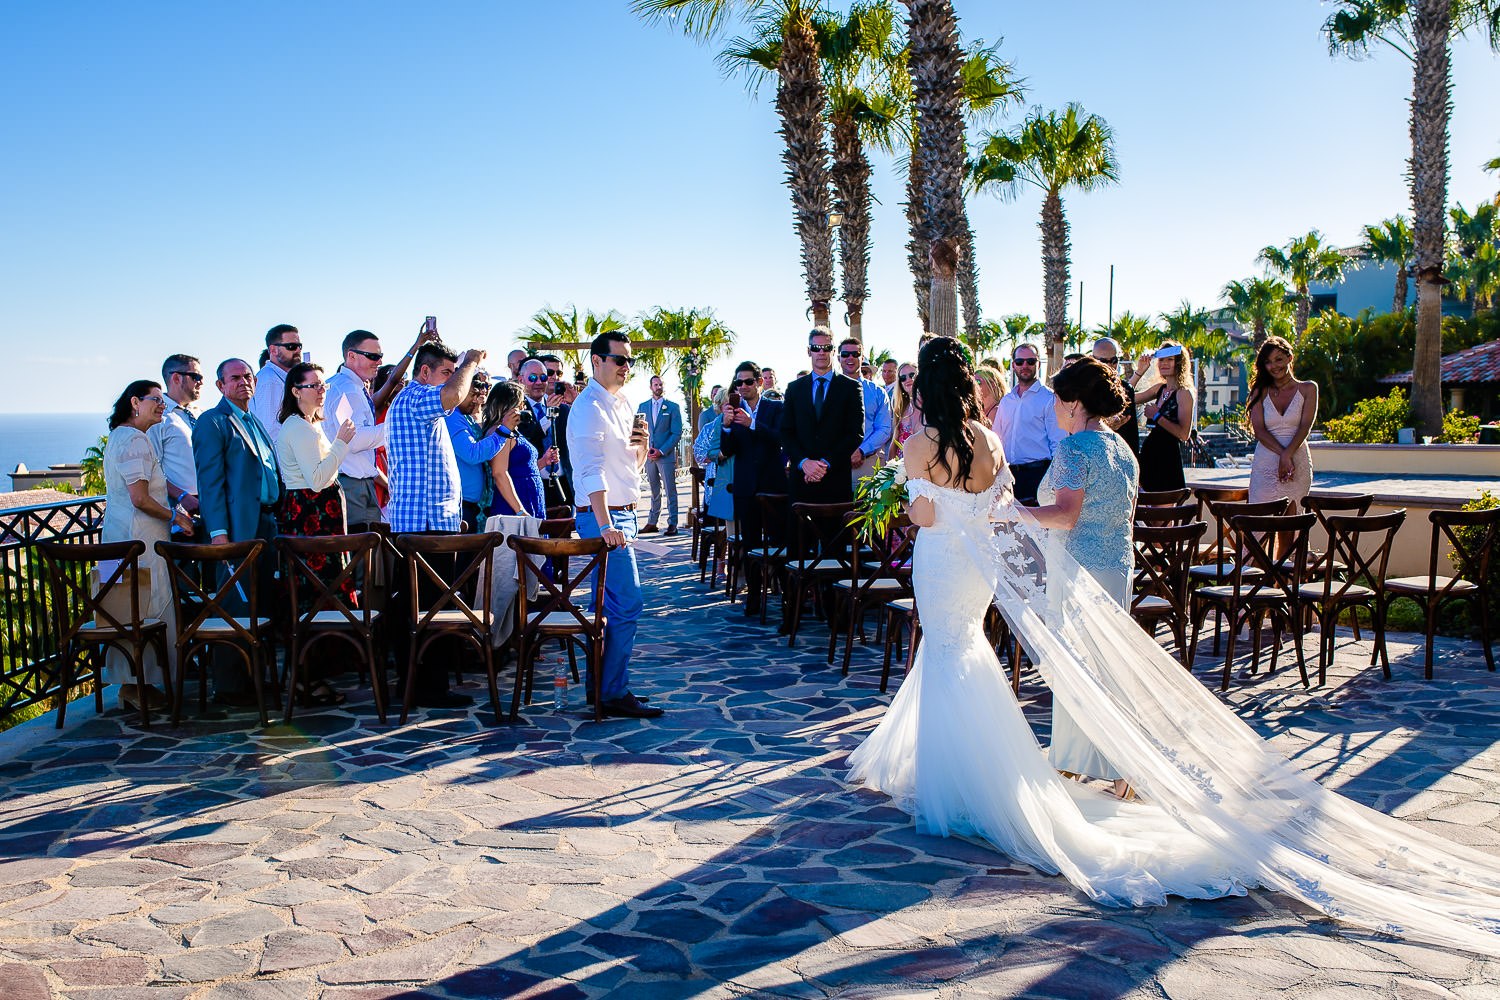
<box><xmin>171</xmin><ymin>370</ymin><xmax>204</xmax><ymax>384</ymax></box>
<box><xmin>732</xmin><ymin>377</ymin><xmax>757</xmax><ymax>388</ymax></box>
<box><xmin>275</xmin><ymin>341</ymin><xmax>303</xmax><ymax>352</ymax></box>
<box><xmin>350</xmin><ymin>348</ymin><xmax>383</xmax><ymax>362</ymax></box>
<box><xmin>838</xmin><ymin>350</ymin><xmax>860</xmax><ymax>358</ymax></box>
<box><xmin>598</xmin><ymin>353</ymin><xmax>635</xmax><ymax>367</ymax></box>
<box><xmin>808</xmin><ymin>344</ymin><xmax>833</xmax><ymax>353</ymax></box>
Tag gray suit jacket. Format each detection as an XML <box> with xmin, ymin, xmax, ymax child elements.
<box><xmin>637</xmin><ymin>398</ymin><xmax>683</xmax><ymax>455</ymax></box>
<box><xmin>193</xmin><ymin>397</ymin><xmax>282</xmax><ymax>542</ymax></box>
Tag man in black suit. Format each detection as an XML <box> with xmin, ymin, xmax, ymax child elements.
<box><xmin>717</xmin><ymin>361</ymin><xmax>788</xmax><ymax>615</ymax></box>
<box><xmin>778</xmin><ymin>327</ymin><xmax>865</xmax><ymax>506</ymax></box>
<box><xmin>516</xmin><ymin>356</ymin><xmax>573</xmax><ymax>512</ymax></box>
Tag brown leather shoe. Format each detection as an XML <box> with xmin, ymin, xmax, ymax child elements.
<box><xmin>663</xmin><ymin>525</ymin><xmax>679</xmax><ymax>536</ymax></box>
<box><xmin>640</xmin><ymin>524</ymin><xmax>660</xmax><ymax>533</ymax></box>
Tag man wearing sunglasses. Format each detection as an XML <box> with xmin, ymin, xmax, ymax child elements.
<box><xmin>517</xmin><ymin>356</ymin><xmax>573</xmax><ymax>510</ymax></box>
<box><xmin>995</xmin><ymin>343</ymin><xmax>1065</xmax><ymax>505</ymax></box>
<box><xmin>566</xmin><ymin>331</ymin><xmax>661</xmax><ymax>719</ymax></box>
<box><xmin>718</xmin><ymin>361</ymin><xmax>787</xmax><ymax>615</ymax></box>
<box><xmin>636</xmin><ymin>374</ymin><xmax>683</xmax><ymax>535</ymax></box>
<box><xmin>249</xmin><ymin>324</ymin><xmax>302</xmax><ymax>444</ymax></box>
<box><xmin>149</xmin><ymin>353</ymin><xmax>204</xmax><ymax>535</ymax></box>
<box><xmin>837</xmin><ymin>337</ymin><xmax>892</xmax><ymax>485</ymax></box>
<box><xmin>779</xmin><ymin>327</ymin><xmax>864</xmax><ymax>506</ymax></box>
<box><xmin>1092</xmin><ymin>336</ymin><xmax>1140</xmax><ymax>457</ymax></box>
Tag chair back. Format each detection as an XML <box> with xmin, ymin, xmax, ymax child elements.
<box><xmin>1202</xmin><ymin>497</ymin><xmax>1291</xmax><ymax>570</ymax></box>
<box><xmin>508</xmin><ymin>535</ymin><xmax>609</xmax><ymax>635</ymax></box>
<box><xmin>393</xmin><ymin>532</ymin><xmax>500</xmax><ymax>632</ymax></box>
<box><xmin>545</xmin><ymin>504</ymin><xmax>574</xmax><ymax>521</ymax></box>
<box><xmin>1134</xmin><ymin>503</ymin><xmax>1199</xmax><ymax>526</ymax></box>
<box><xmin>1427</xmin><ymin>506</ymin><xmax>1500</xmax><ymax>595</ymax></box>
<box><xmin>36</xmin><ymin>539</ymin><xmax>147</xmax><ymax>643</ymax></box>
<box><xmin>274</xmin><ymin>533</ymin><xmax>379</xmax><ymax>630</ymax></box>
<box><xmin>788</xmin><ymin>501</ymin><xmax>856</xmax><ymax>574</ymax></box>
<box><xmin>537</xmin><ymin>516</ymin><xmax>576</xmax><ymax>578</ymax></box>
<box><xmin>155</xmin><ymin>539</ymin><xmax>268</xmax><ymax>646</ymax></box>
<box><xmin>1137</xmin><ymin>488</ymin><xmax>1191</xmax><ymax>507</ymax></box>
<box><xmin>1316</xmin><ymin>510</ymin><xmax>1406</xmax><ymax>604</ymax></box>
<box><xmin>1132</xmin><ymin>521</ymin><xmax>1207</xmax><ymax>618</ymax></box>
<box><xmin>754</xmin><ymin>493</ymin><xmax>789</xmax><ymax>553</ymax></box>
<box><xmin>849</xmin><ymin>515</ymin><xmax>916</xmax><ymax>593</ymax></box>
<box><xmin>689</xmin><ymin>466</ymin><xmax>706</xmax><ymax>509</ymax></box>
<box><xmin>1225</xmin><ymin>512</ymin><xmax>1316</xmax><ymax>602</ymax></box>
<box><xmin>1192</xmin><ymin>485</ymin><xmax>1248</xmax><ymax>521</ymax></box>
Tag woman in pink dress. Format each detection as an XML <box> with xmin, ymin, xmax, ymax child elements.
<box><xmin>1247</xmin><ymin>335</ymin><xmax>1317</xmax><ymax>513</ymax></box>
<box><xmin>889</xmin><ymin>363</ymin><xmax>920</xmax><ymax>457</ymax></box>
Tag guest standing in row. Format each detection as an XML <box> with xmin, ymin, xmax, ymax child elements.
<box><xmin>780</xmin><ymin>327</ymin><xmax>864</xmax><ymax>506</ymax></box>
<box><xmin>719</xmin><ymin>362</ymin><xmax>787</xmax><ymax>616</ymax></box>
<box><xmin>102</xmin><ymin>380</ymin><xmax>194</xmax><ymax>713</ymax></box>
<box><xmin>693</xmin><ymin>387</ymin><xmax>735</xmax><ymax>525</ymax></box>
<box><xmin>1092</xmin><ymin>337</ymin><xmax>1140</xmax><ymax>458</ymax></box>
<box><xmin>638</xmin><ymin>375</ymin><xmax>683</xmax><ymax>535</ymax></box>
<box><xmin>250</xmin><ymin>324</ymin><xmax>302</xmax><ymax>444</ymax></box>
<box><xmin>761</xmin><ymin>367</ymin><xmax>783</xmax><ymax>401</ymax></box>
<box><xmin>838</xmin><ymin>338</ymin><xmax>892</xmax><ymax>485</ymax></box>
<box><xmin>484</xmin><ymin>381</ymin><xmax>546</xmax><ymax>519</ymax></box>
<box><xmin>443</xmin><ymin>371</ymin><xmax>505</xmax><ymax>529</ymax></box>
<box><xmin>974</xmin><ymin>363</ymin><xmax>1004</xmax><ymax>432</ymax></box>
<box><xmin>148</xmin><ymin>354</ymin><xmax>203</xmax><ymax>536</ymax></box>
<box><xmin>995</xmin><ymin>343</ymin><xmax>1065</xmax><ymax>505</ymax></box>
<box><xmin>516</xmin><ymin>358</ymin><xmax>568</xmax><ymax>513</ymax></box>
<box><xmin>888</xmin><ymin>363</ymin><xmax>919</xmax><ymax>458</ymax></box>
<box><xmin>1132</xmin><ymin>342</ymin><xmax>1194</xmax><ymax>493</ymax></box>
<box><xmin>534</xmin><ymin>353</ymin><xmax>574</xmax><ymax>508</ymax></box>
<box><xmin>1247</xmin><ymin>335</ymin><xmax>1316</xmax><ymax>515</ymax></box>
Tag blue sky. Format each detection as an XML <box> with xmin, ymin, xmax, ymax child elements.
<box><xmin>5</xmin><ymin>1</ymin><xmax>1500</xmax><ymax>413</ymax></box>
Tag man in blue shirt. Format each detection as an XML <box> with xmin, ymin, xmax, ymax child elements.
<box><xmin>838</xmin><ymin>337</ymin><xmax>893</xmax><ymax>485</ymax></box>
<box><xmin>442</xmin><ymin>371</ymin><xmax>504</xmax><ymax>530</ymax></box>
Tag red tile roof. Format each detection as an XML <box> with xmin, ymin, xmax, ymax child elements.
<box><xmin>1379</xmin><ymin>338</ymin><xmax>1500</xmax><ymax>387</ymax></box>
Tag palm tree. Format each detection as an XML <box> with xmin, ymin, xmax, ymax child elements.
<box><xmin>79</xmin><ymin>435</ymin><xmax>106</xmax><ymax>497</ymax></box>
<box><xmin>644</xmin><ymin>0</ymin><xmax>835</xmax><ymax>325</ymax></box>
<box><xmin>1094</xmin><ymin>311</ymin><xmax>1159</xmax><ymax>360</ymax></box>
<box><xmin>865</xmin><ymin>345</ymin><xmax>895</xmax><ymax>365</ymax></box>
<box><xmin>1485</xmin><ymin>152</ymin><xmax>1500</xmax><ymax>204</ymax></box>
<box><xmin>1361</xmin><ymin>216</ymin><xmax>1415</xmax><ymax>314</ymax></box>
<box><xmin>1447</xmin><ymin>204</ymin><xmax>1500</xmax><ymax>309</ymax></box>
<box><xmin>969</xmin><ymin>103</ymin><xmax>1119</xmax><ymax>375</ymax></box>
<box><xmin>519</xmin><ymin>306</ymin><xmax>630</xmax><ymax>377</ymax></box>
<box><xmin>638</xmin><ymin>307</ymin><xmax>737</xmax><ymax>430</ymax></box>
<box><xmin>1257</xmin><ymin>230</ymin><xmax>1348</xmax><ymax>348</ymax></box>
<box><xmin>1324</xmin><ymin>0</ymin><xmax>1500</xmax><ymax>435</ymax></box>
<box><xmin>1221</xmin><ymin>276</ymin><xmax>1291</xmax><ymax>351</ymax></box>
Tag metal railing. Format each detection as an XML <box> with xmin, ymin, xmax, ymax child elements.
<box><xmin>0</xmin><ymin>496</ymin><xmax>107</xmax><ymax>722</ymax></box>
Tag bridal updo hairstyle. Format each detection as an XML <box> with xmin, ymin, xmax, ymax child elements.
<box><xmin>913</xmin><ymin>336</ymin><xmax>983</xmax><ymax>487</ymax></box>
<box><xmin>1051</xmin><ymin>357</ymin><xmax>1131</xmax><ymax>419</ymax></box>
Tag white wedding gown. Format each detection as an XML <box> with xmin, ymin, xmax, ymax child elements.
<box><xmin>849</xmin><ymin>477</ymin><xmax>1500</xmax><ymax>955</ymax></box>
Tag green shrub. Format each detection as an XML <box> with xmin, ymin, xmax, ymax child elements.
<box><xmin>1324</xmin><ymin>388</ymin><xmax>1412</xmax><ymax>443</ymax></box>
<box><xmin>1455</xmin><ymin>489</ymin><xmax>1500</xmax><ymax>623</ymax></box>
<box><xmin>1439</xmin><ymin>410</ymin><xmax>1481</xmax><ymax>444</ymax></box>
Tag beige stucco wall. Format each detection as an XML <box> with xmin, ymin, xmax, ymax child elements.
<box><xmin>1309</xmin><ymin>443</ymin><xmax>1500</xmax><ymax>477</ymax></box>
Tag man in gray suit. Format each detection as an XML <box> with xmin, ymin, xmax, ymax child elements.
<box><xmin>193</xmin><ymin>358</ymin><xmax>281</xmax><ymax>704</ymax></box>
<box><xmin>636</xmin><ymin>375</ymin><xmax>682</xmax><ymax>535</ymax></box>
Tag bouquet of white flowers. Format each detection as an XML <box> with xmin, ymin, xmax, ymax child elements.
<box><xmin>851</xmin><ymin>458</ymin><xmax>908</xmax><ymax>542</ymax></box>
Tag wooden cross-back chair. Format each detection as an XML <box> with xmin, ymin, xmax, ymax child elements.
<box><xmin>508</xmin><ymin>535</ymin><xmax>609</xmax><ymax>722</ymax></box>
<box><xmin>1130</xmin><ymin>520</ymin><xmax>1208</xmax><ymax>670</ymax></box>
<box><xmin>393</xmin><ymin>532</ymin><xmax>500</xmax><ymax>724</ymax></box>
<box><xmin>783</xmin><ymin>501</ymin><xmax>857</xmax><ymax>647</ymax></box>
<box><xmin>1296</xmin><ymin>510</ymin><xmax>1405</xmax><ymax>685</ymax></box>
<box><xmin>831</xmin><ymin>515</ymin><xmax>915</xmax><ymax>676</ymax></box>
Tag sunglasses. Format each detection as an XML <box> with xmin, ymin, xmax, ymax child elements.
<box><xmin>170</xmin><ymin>371</ymin><xmax>204</xmax><ymax>384</ymax></box>
<box><xmin>293</xmin><ymin>382</ymin><xmax>327</xmax><ymax>391</ymax></box>
<box><xmin>808</xmin><ymin>344</ymin><xmax>833</xmax><ymax>353</ymax></box>
<box><xmin>1097</xmin><ymin>356</ymin><xmax>1118</xmax><ymax>365</ymax></box>
<box><xmin>598</xmin><ymin>354</ymin><xmax>635</xmax><ymax>367</ymax></box>
<box><xmin>350</xmin><ymin>348</ymin><xmax>383</xmax><ymax>362</ymax></box>
<box><xmin>1012</xmin><ymin>359</ymin><xmax>1038</xmax><ymax>366</ymax></box>
<box><xmin>275</xmin><ymin>341</ymin><xmax>303</xmax><ymax>352</ymax></box>
<box><xmin>899</xmin><ymin>373</ymin><xmax>916</xmax><ymax>382</ymax></box>
<box><xmin>524</xmin><ymin>373</ymin><xmax>550</xmax><ymax>383</ymax></box>
<box><xmin>838</xmin><ymin>350</ymin><xmax>861</xmax><ymax>358</ymax></box>
<box><xmin>472</xmin><ymin>381</ymin><xmax>491</xmax><ymax>391</ymax></box>
<box><xmin>732</xmin><ymin>377</ymin><xmax>757</xmax><ymax>388</ymax></box>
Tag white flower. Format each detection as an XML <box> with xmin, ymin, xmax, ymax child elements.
<box><xmin>891</xmin><ymin>461</ymin><xmax>907</xmax><ymax>486</ymax></box>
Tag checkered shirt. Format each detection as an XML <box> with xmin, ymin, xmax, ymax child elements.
<box><xmin>385</xmin><ymin>381</ymin><xmax>463</xmax><ymax>532</ymax></box>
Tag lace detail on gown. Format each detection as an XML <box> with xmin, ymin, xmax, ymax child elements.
<box><xmin>849</xmin><ymin>476</ymin><xmax>1500</xmax><ymax>952</ymax></box>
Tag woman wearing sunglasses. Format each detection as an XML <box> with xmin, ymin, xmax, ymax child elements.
<box><xmin>887</xmin><ymin>363</ymin><xmax>920</xmax><ymax>458</ymax></box>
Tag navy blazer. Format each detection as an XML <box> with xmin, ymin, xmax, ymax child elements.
<box><xmin>718</xmin><ymin>398</ymin><xmax>788</xmax><ymax>498</ymax></box>
<box><xmin>193</xmin><ymin>397</ymin><xmax>282</xmax><ymax>542</ymax></box>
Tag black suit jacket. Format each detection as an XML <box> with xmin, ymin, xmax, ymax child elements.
<box><xmin>778</xmin><ymin>372</ymin><xmax>864</xmax><ymax>503</ymax></box>
<box><xmin>718</xmin><ymin>398</ymin><xmax>788</xmax><ymax>498</ymax></box>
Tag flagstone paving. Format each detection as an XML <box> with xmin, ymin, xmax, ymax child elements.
<box><xmin>2</xmin><ymin>526</ymin><xmax>1499</xmax><ymax>998</ymax></box>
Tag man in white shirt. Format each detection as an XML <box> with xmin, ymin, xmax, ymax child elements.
<box><xmin>995</xmin><ymin>342</ymin><xmax>1066</xmax><ymax>504</ymax></box>
<box><xmin>879</xmin><ymin>359</ymin><xmax>898</xmax><ymax>399</ymax></box>
<box><xmin>324</xmin><ymin>330</ymin><xmax>390</xmax><ymax>528</ymax></box>
<box><xmin>567</xmin><ymin>331</ymin><xmax>661</xmax><ymax>720</ymax></box>
<box><xmin>249</xmin><ymin>323</ymin><xmax>302</xmax><ymax>443</ymax></box>
<box><xmin>148</xmin><ymin>353</ymin><xmax>203</xmax><ymax>530</ymax></box>
<box><xmin>837</xmin><ymin>337</ymin><xmax>893</xmax><ymax>484</ymax></box>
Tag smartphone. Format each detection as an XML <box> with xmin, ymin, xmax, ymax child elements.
<box><xmin>726</xmin><ymin>390</ymin><xmax>741</xmax><ymax>410</ymax></box>
<box><xmin>423</xmin><ymin>316</ymin><xmax>437</xmax><ymax>335</ymax></box>
<box><xmin>633</xmin><ymin>413</ymin><xmax>649</xmax><ymax>435</ymax></box>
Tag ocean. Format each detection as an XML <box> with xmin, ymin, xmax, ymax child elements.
<box><xmin>0</xmin><ymin>412</ymin><xmax>110</xmax><ymax>488</ymax></box>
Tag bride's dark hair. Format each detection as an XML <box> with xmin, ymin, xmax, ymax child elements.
<box><xmin>913</xmin><ymin>336</ymin><xmax>982</xmax><ymax>487</ymax></box>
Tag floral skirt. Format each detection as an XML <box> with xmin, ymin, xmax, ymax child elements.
<box><xmin>276</xmin><ymin>485</ymin><xmax>356</xmax><ymax>617</ymax></box>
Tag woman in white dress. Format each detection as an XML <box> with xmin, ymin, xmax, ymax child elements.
<box><xmin>850</xmin><ymin>337</ymin><xmax>1500</xmax><ymax>955</ymax></box>
<box><xmin>100</xmin><ymin>380</ymin><xmax>195</xmax><ymax>712</ymax></box>
<box><xmin>1247</xmin><ymin>335</ymin><xmax>1316</xmax><ymax>513</ymax></box>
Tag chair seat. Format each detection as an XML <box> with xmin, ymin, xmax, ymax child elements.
<box><xmin>1297</xmin><ymin>582</ymin><xmax>1375</xmax><ymax>601</ymax></box>
<box><xmin>744</xmin><ymin>548</ymin><xmax>787</xmax><ymax>560</ymax></box>
<box><xmin>1195</xmin><ymin>585</ymin><xmax>1285</xmax><ymax>602</ymax></box>
<box><xmin>886</xmin><ymin>596</ymin><xmax>916</xmax><ymax>613</ymax></box>
<box><xmin>420</xmin><ymin>609</ymin><xmax>490</xmax><ymax>628</ymax></box>
<box><xmin>1132</xmin><ymin>596</ymin><xmax>1173</xmax><ymax>614</ymax></box>
<box><xmin>193</xmin><ymin>616</ymin><xmax>274</xmax><ymax>637</ymax></box>
<box><xmin>787</xmin><ymin>558</ymin><xmax>855</xmax><ymax>576</ymax></box>
<box><xmin>1188</xmin><ymin>563</ymin><xmax>1264</xmax><ymax>581</ymax></box>
<box><xmin>80</xmin><ymin>618</ymin><xmax>167</xmax><ymax>637</ymax></box>
<box><xmin>303</xmin><ymin>610</ymin><xmax>382</xmax><ymax>627</ymax></box>
<box><xmin>526</xmin><ymin>610</ymin><xmax>601</xmax><ymax>631</ymax></box>
<box><xmin>1381</xmin><ymin>576</ymin><xmax>1477</xmax><ymax>595</ymax></box>
<box><xmin>831</xmin><ymin>579</ymin><xmax>909</xmax><ymax>595</ymax></box>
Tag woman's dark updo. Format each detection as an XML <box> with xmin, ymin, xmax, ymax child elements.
<box><xmin>1052</xmin><ymin>357</ymin><xmax>1130</xmax><ymax>419</ymax></box>
<box><xmin>912</xmin><ymin>336</ymin><xmax>982</xmax><ymax>487</ymax></box>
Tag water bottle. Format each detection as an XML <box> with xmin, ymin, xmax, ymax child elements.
<box><xmin>553</xmin><ymin>671</ymin><xmax>568</xmax><ymax>712</ymax></box>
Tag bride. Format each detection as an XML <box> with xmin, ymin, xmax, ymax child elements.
<box><xmin>849</xmin><ymin>337</ymin><xmax>1500</xmax><ymax>955</ymax></box>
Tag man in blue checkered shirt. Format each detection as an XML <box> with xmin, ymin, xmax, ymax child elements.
<box><xmin>385</xmin><ymin>337</ymin><xmax>488</xmax><ymax>709</ymax></box>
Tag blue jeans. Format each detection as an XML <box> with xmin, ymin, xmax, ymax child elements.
<box><xmin>574</xmin><ymin>508</ymin><xmax>642</xmax><ymax>700</ymax></box>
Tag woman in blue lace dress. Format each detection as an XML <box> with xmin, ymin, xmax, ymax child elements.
<box><xmin>1028</xmin><ymin>358</ymin><xmax>1140</xmax><ymax>796</ymax></box>
<box><xmin>481</xmin><ymin>382</ymin><xmax>546</xmax><ymax>519</ymax></box>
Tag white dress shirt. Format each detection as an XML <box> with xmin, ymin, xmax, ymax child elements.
<box><xmin>323</xmin><ymin>367</ymin><xmax>386</xmax><ymax>479</ymax></box>
<box><xmin>995</xmin><ymin>380</ymin><xmax>1067</xmax><ymax>465</ymax></box>
<box><xmin>250</xmin><ymin>362</ymin><xmax>290</xmax><ymax>443</ymax></box>
<box><xmin>148</xmin><ymin>396</ymin><xmax>198</xmax><ymax>495</ymax></box>
<box><xmin>566</xmin><ymin>378</ymin><xmax>641</xmax><ymax>507</ymax></box>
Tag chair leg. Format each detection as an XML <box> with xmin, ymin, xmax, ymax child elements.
<box><xmin>1375</xmin><ymin>598</ymin><xmax>1392</xmax><ymax>680</ymax></box>
<box><xmin>366</xmin><ymin>637</ymin><xmax>387</xmax><ymax>725</ymax></box>
<box><xmin>1221</xmin><ymin>608</ymin><xmax>1239</xmax><ymax>691</ymax></box>
<box><xmin>787</xmin><ymin>580</ymin><xmax>806</xmax><ymax>647</ymax></box>
<box><xmin>508</xmin><ymin>634</ymin><xmax>526</xmax><ymax>722</ymax></box>
<box><xmin>567</xmin><ymin>639</ymin><xmax>580</xmax><ymax>684</ymax></box>
<box><xmin>827</xmin><ymin>589</ymin><xmax>843</xmax><ymax>667</ymax></box>
<box><xmin>484</xmin><ymin>641</ymin><xmax>500</xmax><ymax>720</ymax></box>
<box><xmin>841</xmin><ymin>598</ymin><xmax>860</xmax><ymax>675</ymax></box>
<box><xmin>400</xmin><ymin>643</ymin><xmax>421</xmax><ymax>726</ymax></box>
<box><xmin>879</xmin><ymin>610</ymin><xmax>896</xmax><ymax>693</ymax></box>
<box><xmin>1477</xmin><ymin>594</ymin><xmax>1495</xmax><ymax>672</ymax></box>
<box><xmin>1424</xmin><ymin>598</ymin><xmax>1438</xmax><ymax>681</ymax></box>
<box><xmin>173</xmin><ymin>644</ymin><xmax>189</xmax><ymax>727</ymax></box>
<box><xmin>592</xmin><ymin>634</ymin><xmax>605</xmax><ymax>724</ymax></box>
<box><xmin>283</xmin><ymin>637</ymin><xmax>300</xmax><ymax>725</ymax></box>
<box><xmin>1288</xmin><ymin>608</ymin><xmax>1309</xmax><ymax>688</ymax></box>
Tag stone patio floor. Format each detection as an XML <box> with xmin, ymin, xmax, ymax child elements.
<box><xmin>2</xmin><ymin>525</ymin><xmax>1500</xmax><ymax>999</ymax></box>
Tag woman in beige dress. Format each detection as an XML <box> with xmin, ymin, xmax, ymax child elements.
<box><xmin>1246</xmin><ymin>335</ymin><xmax>1316</xmax><ymax>513</ymax></box>
<box><xmin>100</xmin><ymin>380</ymin><xmax>194</xmax><ymax>712</ymax></box>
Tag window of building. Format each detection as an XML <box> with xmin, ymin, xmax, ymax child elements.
<box><xmin>1211</xmin><ymin>390</ymin><xmax>1220</xmax><ymax>407</ymax></box>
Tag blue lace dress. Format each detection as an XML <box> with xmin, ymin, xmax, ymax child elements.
<box><xmin>1036</xmin><ymin>429</ymin><xmax>1140</xmax><ymax>779</ymax></box>
<box><xmin>489</xmin><ymin>433</ymin><xmax>546</xmax><ymax>519</ymax></box>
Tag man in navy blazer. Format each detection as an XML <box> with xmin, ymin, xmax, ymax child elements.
<box><xmin>718</xmin><ymin>361</ymin><xmax>788</xmax><ymax>615</ymax></box>
<box><xmin>637</xmin><ymin>375</ymin><xmax>683</xmax><ymax>534</ymax></box>
<box><xmin>193</xmin><ymin>357</ymin><xmax>283</xmax><ymax>703</ymax></box>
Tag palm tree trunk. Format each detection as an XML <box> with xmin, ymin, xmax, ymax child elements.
<box><xmin>830</xmin><ymin>113</ymin><xmax>871</xmax><ymax>343</ymax></box>
<box><xmin>1293</xmin><ymin>291</ymin><xmax>1310</xmax><ymax>349</ymax></box>
<box><xmin>905</xmin><ymin>144</ymin><xmax>930</xmax><ymax>330</ymax></box>
<box><xmin>929</xmin><ymin>267</ymin><xmax>958</xmax><ymax>339</ymax></box>
<box><xmin>1393</xmin><ymin>265</ymin><xmax>1409</xmax><ymax>314</ymax></box>
<box><xmin>955</xmin><ymin>211</ymin><xmax>982</xmax><ymax>348</ymax></box>
<box><xmin>905</xmin><ymin>0</ymin><xmax>967</xmax><ymax>253</ymax></box>
<box><xmin>1252</xmin><ymin>317</ymin><xmax>1266</xmax><ymax>353</ymax></box>
<box><xmin>1040</xmin><ymin>188</ymin><xmax>1070</xmax><ymax>375</ymax></box>
<box><xmin>1409</xmin><ymin>0</ymin><xmax>1451</xmax><ymax>438</ymax></box>
<box><xmin>776</xmin><ymin>4</ymin><xmax>834</xmax><ymax>328</ymax></box>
